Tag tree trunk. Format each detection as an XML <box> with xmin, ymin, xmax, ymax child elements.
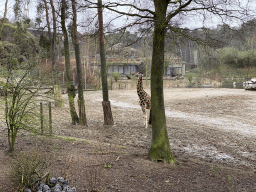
<box><xmin>98</xmin><ymin>0</ymin><xmax>114</xmax><ymax>125</ymax></box>
<box><xmin>61</xmin><ymin>0</ymin><xmax>79</xmax><ymax>124</ymax></box>
<box><xmin>43</xmin><ymin>0</ymin><xmax>51</xmax><ymax>50</ymax></box>
<box><xmin>148</xmin><ymin>0</ymin><xmax>175</xmax><ymax>163</ymax></box>
<box><xmin>49</xmin><ymin>0</ymin><xmax>58</xmax><ymax>84</ymax></box>
<box><xmin>0</xmin><ymin>0</ymin><xmax>8</xmax><ymax>40</ymax></box>
<box><xmin>71</xmin><ymin>0</ymin><xmax>87</xmax><ymax>125</ymax></box>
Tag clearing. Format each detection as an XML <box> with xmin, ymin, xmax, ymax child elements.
<box><xmin>0</xmin><ymin>88</ymin><xmax>256</xmax><ymax>191</ymax></box>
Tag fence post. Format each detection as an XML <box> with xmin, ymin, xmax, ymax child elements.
<box><xmin>49</xmin><ymin>102</ymin><xmax>52</xmax><ymax>135</ymax></box>
<box><xmin>40</xmin><ymin>102</ymin><xmax>44</xmax><ymax>135</ymax></box>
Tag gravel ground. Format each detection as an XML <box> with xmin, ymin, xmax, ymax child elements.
<box><xmin>1</xmin><ymin>87</ymin><xmax>256</xmax><ymax>191</ymax></box>
<box><xmin>48</xmin><ymin>88</ymin><xmax>256</xmax><ymax>169</ymax></box>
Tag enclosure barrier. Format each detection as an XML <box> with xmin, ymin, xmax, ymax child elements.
<box><xmin>40</xmin><ymin>101</ymin><xmax>53</xmax><ymax>136</ymax></box>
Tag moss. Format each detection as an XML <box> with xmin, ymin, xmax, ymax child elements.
<box><xmin>148</xmin><ymin>127</ymin><xmax>176</xmax><ymax>164</ymax></box>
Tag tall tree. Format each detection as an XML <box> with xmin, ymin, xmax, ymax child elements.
<box><xmin>97</xmin><ymin>0</ymin><xmax>114</xmax><ymax>125</ymax></box>
<box><xmin>71</xmin><ymin>0</ymin><xmax>87</xmax><ymax>125</ymax></box>
<box><xmin>40</xmin><ymin>0</ymin><xmax>62</xmax><ymax>106</ymax></box>
<box><xmin>0</xmin><ymin>0</ymin><xmax>8</xmax><ymax>40</ymax></box>
<box><xmin>42</xmin><ymin>0</ymin><xmax>51</xmax><ymax>54</ymax></box>
<box><xmin>61</xmin><ymin>0</ymin><xmax>79</xmax><ymax>124</ymax></box>
<box><xmin>49</xmin><ymin>0</ymin><xmax>58</xmax><ymax>84</ymax></box>
<box><xmin>100</xmin><ymin>0</ymin><xmax>252</xmax><ymax>162</ymax></box>
<box><xmin>148</xmin><ymin>0</ymin><xmax>175</xmax><ymax>163</ymax></box>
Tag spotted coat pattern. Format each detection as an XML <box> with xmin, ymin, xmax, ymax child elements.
<box><xmin>133</xmin><ymin>72</ymin><xmax>151</xmax><ymax>128</ymax></box>
<box><xmin>137</xmin><ymin>75</ymin><xmax>151</xmax><ymax>112</ymax></box>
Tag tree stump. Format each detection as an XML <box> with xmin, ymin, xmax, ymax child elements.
<box><xmin>102</xmin><ymin>101</ymin><xmax>114</xmax><ymax>125</ymax></box>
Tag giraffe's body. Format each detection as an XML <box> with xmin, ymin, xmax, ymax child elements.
<box><xmin>134</xmin><ymin>72</ymin><xmax>151</xmax><ymax>128</ymax></box>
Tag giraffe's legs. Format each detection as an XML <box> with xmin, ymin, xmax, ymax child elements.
<box><xmin>144</xmin><ymin>110</ymin><xmax>148</xmax><ymax>128</ymax></box>
<box><xmin>141</xmin><ymin>106</ymin><xmax>148</xmax><ymax>128</ymax></box>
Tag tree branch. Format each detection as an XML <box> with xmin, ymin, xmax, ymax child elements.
<box><xmin>166</xmin><ymin>0</ymin><xmax>192</xmax><ymax>23</ymax></box>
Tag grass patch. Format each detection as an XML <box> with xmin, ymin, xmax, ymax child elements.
<box><xmin>210</xmin><ymin>166</ymin><xmax>221</xmax><ymax>177</ymax></box>
<box><xmin>54</xmin><ymin>135</ymin><xmax>77</xmax><ymax>142</ymax></box>
<box><xmin>51</xmin><ymin>145</ymin><xmax>59</xmax><ymax>150</ymax></box>
<box><xmin>137</xmin><ymin>175</ymin><xmax>147</xmax><ymax>180</ymax></box>
<box><xmin>103</xmin><ymin>164</ymin><xmax>112</xmax><ymax>168</ymax></box>
<box><xmin>117</xmin><ymin>146</ymin><xmax>126</xmax><ymax>149</ymax></box>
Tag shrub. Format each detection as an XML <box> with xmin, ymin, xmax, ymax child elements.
<box><xmin>10</xmin><ymin>151</ymin><xmax>52</xmax><ymax>191</ymax></box>
<box><xmin>111</xmin><ymin>72</ymin><xmax>121</xmax><ymax>82</ymax></box>
<box><xmin>185</xmin><ymin>72</ymin><xmax>194</xmax><ymax>84</ymax></box>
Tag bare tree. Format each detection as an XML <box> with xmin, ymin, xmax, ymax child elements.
<box><xmin>0</xmin><ymin>0</ymin><xmax>8</xmax><ymax>40</ymax></box>
<box><xmin>61</xmin><ymin>0</ymin><xmax>79</xmax><ymax>124</ymax></box>
<box><xmin>42</xmin><ymin>0</ymin><xmax>51</xmax><ymax>43</ymax></box>
<box><xmin>71</xmin><ymin>0</ymin><xmax>87</xmax><ymax>125</ymax></box>
<box><xmin>49</xmin><ymin>0</ymin><xmax>58</xmax><ymax>84</ymax></box>
<box><xmin>97</xmin><ymin>0</ymin><xmax>114</xmax><ymax>125</ymax></box>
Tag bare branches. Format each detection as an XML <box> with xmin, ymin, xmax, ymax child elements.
<box><xmin>166</xmin><ymin>0</ymin><xmax>193</xmax><ymax>23</ymax></box>
<box><xmin>103</xmin><ymin>2</ymin><xmax>155</xmax><ymax>17</ymax></box>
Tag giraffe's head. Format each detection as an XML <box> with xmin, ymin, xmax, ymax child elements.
<box><xmin>132</xmin><ymin>72</ymin><xmax>143</xmax><ymax>77</ymax></box>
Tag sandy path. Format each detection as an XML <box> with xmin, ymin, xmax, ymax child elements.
<box><xmin>108</xmin><ymin>88</ymin><xmax>256</xmax><ymax>168</ymax></box>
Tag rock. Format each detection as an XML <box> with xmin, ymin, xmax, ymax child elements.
<box><xmin>49</xmin><ymin>177</ymin><xmax>57</xmax><ymax>185</ymax></box>
<box><xmin>37</xmin><ymin>182</ymin><xmax>44</xmax><ymax>191</ymax></box>
<box><xmin>42</xmin><ymin>184</ymin><xmax>50</xmax><ymax>192</ymax></box>
<box><xmin>62</xmin><ymin>185</ymin><xmax>70</xmax><ymax>191</ymax></box>
<box><xmin>57</xmin><ymin>177</ymin><xmax>64</xmax><ymax>184</ymax></box>
<box><xmin>55</xmin><ymin>184</ymin><xmax>62</xmax><ymax>190</ymax></box>
<box><xmin>63</xmin><ymin>179</ymin><xmax>69</xmax><ymax>185</ymax></box>
<box><xmin>52</xmin><ymin>188</ymin><xmax>62</xmax><ymax>192</ymax></box>
<box><xmin>23</xmin><ymin>188</ymin><xmax>31</xmax><ymax>192</ymax></box>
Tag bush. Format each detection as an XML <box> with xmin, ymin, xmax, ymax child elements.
<box><xmin>111</xmin><ymin>72</ymin><xmax>121</xmax><ymax>82</ymax></box>
<box><xmin>10</xmin><ymin>151</ymin><xmax>52</xmax><ymax>191</ymax></box>
<box><xmin>185</xmin><ymin>72</ymin><xmax>194</xmax><ymax>84</ymax></box>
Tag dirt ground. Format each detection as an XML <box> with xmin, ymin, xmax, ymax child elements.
<box><xmin>0</xmin><ymin>88</ymin><xmax>256</xmax><ymax>191</ymax></box>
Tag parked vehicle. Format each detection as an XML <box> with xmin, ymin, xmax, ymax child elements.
<box><xmin>243</xmin><ymin>78</ymin><xmax>256</xmax><ymax>90</ymax></box>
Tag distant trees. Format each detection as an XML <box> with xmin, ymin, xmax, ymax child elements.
<box><xmin>193</xmin><ymin>19</ymin><xmax>256</xmax><ymax>76</ymax></box>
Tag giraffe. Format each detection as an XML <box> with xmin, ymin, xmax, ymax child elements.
<box><xmin>133</xmin><ymin>72</ymin><xmax>152</xmax><ymax>128</ymax></box>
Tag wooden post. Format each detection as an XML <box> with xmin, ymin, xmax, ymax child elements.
<box><xmin>63</xmin><ymin>71</ymin><xmax>65</xmax><ymax>84</ymax></box>
<box><xmin>110</xmin><ymin>78</ymin><xmax>112</xmax><ymax>90</ymax></box>
<box><xmin>40</xmin><ymin>102</ymin><xmax>44</xmax><ymax>135</ymax></box>
<box><xmin>49</xmin><ymin>102</ymin><xmax>52</xmax><ymax>135</ymax></box>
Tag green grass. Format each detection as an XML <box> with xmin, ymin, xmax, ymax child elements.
<box><xmin>103</xmin><ymin>164</ymin><xmax>112</xmax><ymax>168</ymax></box>
<box><xmin>54</xmin><ymin>135</ymin><xmax>77</xmax><ymax>142</ymax></box>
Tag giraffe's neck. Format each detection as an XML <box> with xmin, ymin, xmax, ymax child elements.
<box><xmin>137</xmin><ymin>76</ymin><xmax>144</xmax><ymax>94</ymax></box>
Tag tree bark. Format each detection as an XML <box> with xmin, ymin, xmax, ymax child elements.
<box><xmin>71</xmin><ymin>0</ymin><xmax>87</xmax><ymax>125</ymax></box>
<box><xmin>61</xmin><ymin>0</ymin><xmax>79</xmax><ymax>124</ymax></box>
<box><xmin>148</xmin><ymin>0</ymin><xmax>175</xmax><ymax>163</ymax></box>
<box><xmin>49</xmin><ymin>0</ymin><xmax>58</xmax><ymax>84</ymax></box>
<box><xmin>0</xmin><ymin>0</ymin><xmax>8</xmax><ymax>40</ymax></box>
<box><xmin>98</xmin><ymin>0</ymin><xmax>114</xmax><ymax>125</ymax></box>
<box><xmin>43</xmin><ymin>0</ymin><xmax>51</xmax><ymax>50</ymax></box>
